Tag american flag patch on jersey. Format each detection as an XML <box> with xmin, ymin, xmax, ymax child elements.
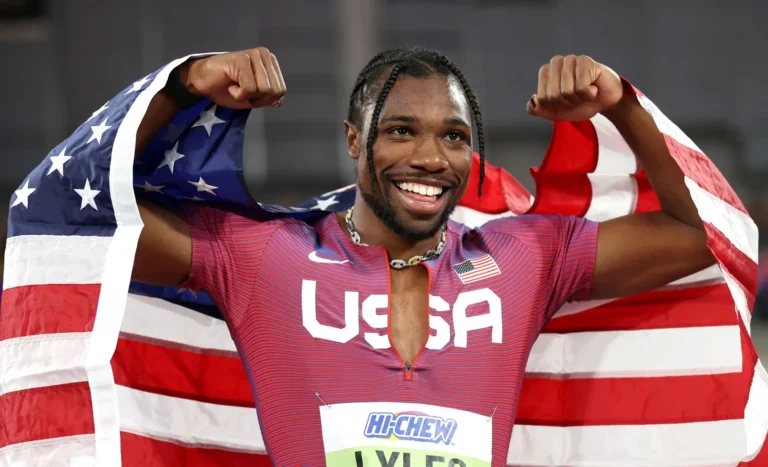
<box><xmin>453</xmin><ymin>255</ymin><xmax>501</xmax><ymax>284</ymax></box>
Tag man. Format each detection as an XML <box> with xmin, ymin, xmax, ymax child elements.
<box><xmin>127</xmin><ymin>47</ymin><xmax>714</xmax><ymax>465</ymax></box>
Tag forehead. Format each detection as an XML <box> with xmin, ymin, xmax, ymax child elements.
<box><xmin>369</xmin><ymin>74</ymin><xmax>471</xmax><ymax>123</ymax></box>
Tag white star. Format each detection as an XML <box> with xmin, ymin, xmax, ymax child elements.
<box><xmin>86</xmin><ymin>102</ymin><xmax>109</xmax><ymax>122</ymax></box>
<box><xmin>87</xmin><ymin>118</ymin><xmax>112</xmax><ymax>145</ymax></box>
<box><xmin>47</xmin><ymin>146</ymin><xmax>72</xmax><ymax>176</ymax></box>
<box><xmin>192</xmin><ymin>105</ymin><xmax>225</xmax><ymax>136</ymax></box>
<box><xmin>177</xmin><ymin>288</ymin><xmax>198</xmax><ymax>299</ymax></box>
<box><xmin>311</xmin><ymin>195</ymin><xmax>338</xmax><ymax>211</ymax></box>
<box><xmin>158</xmin><ymin>142</ymin><xmax>186</xmax><ymax>173</ymax></box>
<box><xmin>75</xmin><ymin>179</ymin><xmax>101</xmax><ymax>211</ymax></box>
<box><xmin>139</xmin><ymin>180</ymin><xmax>164</xmax><ymax>193</ymax></box>
<box><xmin>12</xmin><ymin>180</ymin><xmax>36</xmax><ymax>208</ymax></box>
<box><xmin>187</xmin><ymin>177</ymin><xmax>218</xmax><ymax>196</ymax></box>
<box><xmin>126</xmin><ymin>75</ymin><xmax>150</xmax><ymax>94</ymax></box>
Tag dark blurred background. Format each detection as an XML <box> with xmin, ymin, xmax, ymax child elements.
<box><xmin>1</xmin><ymin>0</ymin><xmax>766</xmax><ymax>354</ymax></box>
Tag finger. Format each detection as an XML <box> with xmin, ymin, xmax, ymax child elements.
<box><xmin>536</xmin><ymin>63</ymin><xmax>549</xmax><ymax>101</ymax></box>
<box><xmin>251</xmin><ymin>48</ymin><xmax>272</xmax><ymax>96</ymax></box>
<box><xmin>546</xmin><ymin>55</ymin><xmax>564</xmax><ymax>102</ymax></box>
<box><xmin>575</xmin><ymin>55</ymin><xmax>599</xmax><ymax>101</ymax></box>
<box><xmin>560</xmin><ymin>55</ymin><xmax>581</xmax><ymax>106</ymax></box>
<box><xmin>229</xmin><ymin>52</ymin><xmax>259</xmax><ymax>103</ymax></box>
<box><xmin>270</xmin><ymin>53</ymin><xmax>287</xmax><ymax>98</ymax></box>
<box><xmin>259</xmin><ymin>49</ymin><xmax>281</xmax><ymax>101</ymax></box>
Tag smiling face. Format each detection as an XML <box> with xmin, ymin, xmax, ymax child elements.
<box><xmin>345</xmin><ymin>73</ymin><xmax>473</xmax><ymax>243</ymax></box>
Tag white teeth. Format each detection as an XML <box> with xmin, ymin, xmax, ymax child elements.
<box><xmin>396</xmin><ymin>182</ymin><xmax>443</xmax><ymax>196</ymax></box>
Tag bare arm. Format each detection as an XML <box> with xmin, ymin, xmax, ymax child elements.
<box><xmin>131</xmin><ymin>48</ymin><xmax>286</xmax><ymax>286</ymax></box>
<box><xmin>530</xmin><ymin>55</ymin><xmax>714</xmax><ymax>299</ymax></box>
<box><xmin>591</xmin><ymin>90</ymin><xmax>713</xmax><ymax>298</ymax></box>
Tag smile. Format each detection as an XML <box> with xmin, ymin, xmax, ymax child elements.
<box><xmin>392</xmin><ymin>181</ymin><xmax>448</xmax><ymax>215</ymax></box>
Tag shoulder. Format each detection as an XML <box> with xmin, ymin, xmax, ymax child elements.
<box><xmin>451</xmin><ymin>213</ymin><xmax>573</xmax><ymax>239</ymax></box>
<box><xmin>185</xmin><ymin>204</ymin><xmax>324</xmax><ymax>244</ymax></box>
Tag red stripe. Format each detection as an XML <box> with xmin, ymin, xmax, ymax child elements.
<box><xmin>664</xmin><ymin>134</ymin><xmax>748</xmax><ymax>215</ymax></box>
<box><xmin>0</xmin><ymin>284</ymin><xmax>99</xmax><ymax>340</ymax></box>
<box><xmin>516</xmin><ymin>372</ymin><xmax>746</xmax><ymax>426</ymax></box>
<box><xmin>544</xmin><ymin>283</ymin><xmax>737</xmax><ymax>333</ymax></box>
<box><xmin>112</xmin><ymin>337</ymin><xmax>255</xmax><ymax>408</ymax></box>
<box><xmin>518</xmin><ymin>324</ymin><xmax>757</xmax><ymax>426</ymax></box>
<box><xmin>704</xmin><ymin>222</ymin><xmax>758</xmax><ymax>309</ymax></box>
<box><xmin>0</xmin><ymin>382</ymin><xmax>94</xmax><ymax>448</ymax></box>
<box><xmin>633</xmin><ymin>172</ymin><xmax>661</xmax><ymax>213</ymax></box>
<box><xmin>120</xmin><ymin>432</ymin><xmax>271</xmax><ymax>467</ymax></box>
<box><xmin>528</xmin><ymin>120</ymin><xmax>598</xmax><ymax>216</ymax></box>
<box><xmin>459</xmin><ymin>152</ymin><xmax>532</xmax><ymax>215</ymax></box>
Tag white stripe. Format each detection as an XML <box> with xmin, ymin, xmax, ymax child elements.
<box><xmin>550</xmin><ymin>264</ymin><xmax>724</xmax><ymax>322</ymax></box>
<box><xmin>666</xmin><ymin>263</ymin><xmax>724</xmax><ymax>288</ymax></box>
<box><xmin>686</xmin><ymin>176</ymin><xmax>759</xmax><ymax>262</ymax></box>
<box><xmin>721</xmin><ymin>266</ymin><xmax>752</xmax><ymax>334</ymax></box>
<box><xmin>636</xmin><ymin>94</ymin><xmax>704</xmax><ymax>155</ymax></box>
<box><xmin>527</xmin><ymin>325</ymin><xmax>741</xmax><ymax>377</ymax></box>
<box><xmin>0</xmin><ymin>434</ymin><xmax>96</xmax><ymax>467</ymax></box>
<box><xmin>3</xmin><ymin>235</ymin><xmax>110</xmax><ymax>290</ymax></box>
<box><xmin>123</xmin><ymin>294</ymin><xmax>742</xmax><ymax>378</ymax></box>
<box><xmin>584</xmin><ymin>174</ymin><xmax>638</xmax><ymax>221</ymax></box>
<box><xmin>0</xmin><ymin>333</ymin><xmax>89</xmax><ymax>395</ymax></box>
<box><xmin>84</xmin><ymin>53</ymin><xmax>214</xmax><ymax>467</ymax></box>
<box><xmin>744</xmin><ymin>360</ymin><xmax>768</xmax><ymax>460</ymax></box>
<box><xmin>116</xmin><ymin>385</ymin><xmax>265</xmax><ymax>453</ymax></box>
<box><xmin>590</xmin><ymin>113</ymin><xmax>638</xmax><ymax>174</ymax></box>
<box><xmin>450</xmin><ymin>205</ymin><xmax>515</xmax><ymax>228</ymax></box>
<box><xmin>506</xmin><ymin>419</ymin><xmax>747</xmax><ymax>466</ymax></box>
<box><xmin>122</xmin><ymin>293</ymin><xmax>236</xmax><ymax>352</ymax></box>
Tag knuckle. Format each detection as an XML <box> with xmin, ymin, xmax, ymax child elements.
<box><xmin>564</xmin><ymin>54</ymin><xmax>578</xmax><ymax>64</ymax></box>
<box><xmin>538</xmin><ymin>64</ymin><xmax>550</xmax><ymax>76</ymax></box>
<box><xmin>256</xmin><ymin>47</ymin><xmax>271</xmax><ymax>60</ymax></box>
<box><xmin>549</xmin><ymin>55</ymin><xmax>564</xmax><ymax>65</ymax></box>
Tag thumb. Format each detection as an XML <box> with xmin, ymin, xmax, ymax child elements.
<box><xmin>526</xmin><ymin>95</ymin><xmax>537</xmax><ymax>116</ymax></box>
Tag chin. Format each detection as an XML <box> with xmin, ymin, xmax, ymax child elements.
<box><xmin>362</xmin><ymin>188</ymin><xmax>456</xmax><ymax>243</ymax></box>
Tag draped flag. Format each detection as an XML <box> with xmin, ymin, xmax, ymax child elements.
<box><xmin>1</xmin><ymin>55</ymin><xmax>767</xmax><ymax>467</ymax></box>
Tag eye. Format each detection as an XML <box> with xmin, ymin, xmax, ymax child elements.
<box><xmin>446</xmin><ymin>131</ymin><xmax>467</xmax><ymax>142</ymax></box>
<box><xmin>389</xmin><ymin>127</ymin><xmax>412</xmax><ymax>136</ymax></box>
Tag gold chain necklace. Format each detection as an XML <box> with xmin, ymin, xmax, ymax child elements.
<box><xmin>345</xmin><ymin>207</ymin><xmax>447</xmax><ymax>269</ymax></box>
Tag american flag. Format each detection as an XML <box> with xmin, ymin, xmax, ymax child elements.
<box><xmin>1</xmin><ymin>55</ymin><xmax>766</xmax><ymax>466</ymax></box>
<box><xmin>453</xmin><ymin>255</ymin><xmax>502</xmax><ymax>284</ymax></box>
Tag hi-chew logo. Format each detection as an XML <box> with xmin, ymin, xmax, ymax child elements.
<box><xmin>364</xmin><ymin>411</ymin><xmax>458</xmax><ymax>445</ymax></box>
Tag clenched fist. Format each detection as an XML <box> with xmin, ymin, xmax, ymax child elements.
<box><xmin>180</xmin><ymin>47</ymin><xmax>287</xmax><ymax>110</ymax></box>
<box><xmin>527</xmin><ymin>55</ymin><xmax>624</xmax><ymax>122</ymax></box>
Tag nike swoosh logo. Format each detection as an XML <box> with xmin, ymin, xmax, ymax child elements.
<box><xmin>308</xmin><ymin>251</ymin><xmax>350</xmax><ymax>265</ymax></box>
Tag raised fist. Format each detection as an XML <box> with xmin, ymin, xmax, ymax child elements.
<box><xmin>181</xmin><ymin>47</ymin><xmax>287</xmax><ymax>110</ymax></box>
<box><xmin>527</xmin><ymin>55</ymin><xmax>624</xmax><ymax>122</ymax></box>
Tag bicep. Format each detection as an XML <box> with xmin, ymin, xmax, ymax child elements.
<box><xmin>591</xmin><ymin>212</ymin><xmax>714</xmax><ymax>299</ymax></box>
<box><xmin>133</xmin><ymin>199</ymin><xmax>192</xmax><ymax>287</ymax></box>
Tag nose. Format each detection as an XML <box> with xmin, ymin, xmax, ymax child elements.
<box><xmin>407</xmin><ymin>137</ymin><xmax>449</xmax><ymax>173</ymax></box>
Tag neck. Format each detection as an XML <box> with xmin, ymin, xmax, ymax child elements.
<box><xmin>343</xmin><ymin>194</ymin><xmax>444</xmax><ymax>262</ymax></box>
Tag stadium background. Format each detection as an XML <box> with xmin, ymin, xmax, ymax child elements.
<box><xmin>0</xmin><ymin>0</ymin><xmax>765</xmax><ymax>358</ymax></box>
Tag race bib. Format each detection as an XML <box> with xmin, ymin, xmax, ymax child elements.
<box><xmin>319</xmin><ymin>402</ymin><xmax>492</xmax><ymax>467</ymax></box>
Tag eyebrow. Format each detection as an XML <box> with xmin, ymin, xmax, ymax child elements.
<box><xmin>380</xmin><ymin>115</ymin><xmax>471</xmax><ymax>129</ymax></box>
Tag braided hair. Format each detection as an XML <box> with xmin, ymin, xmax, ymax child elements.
<box><xmin>347</xmin><ymin>47</ymin><xmax>486</xmax><ymax>196</ymax></box>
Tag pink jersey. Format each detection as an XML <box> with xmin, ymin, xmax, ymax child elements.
<box><xmin>181</xmin><ymin>208</ymin><xmax>597</xmax><ymax>466</ymax></box>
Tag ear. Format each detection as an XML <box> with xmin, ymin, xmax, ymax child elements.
<box><xmin>344</xmin><ymin>120</ymin><xmax>361</xmax><ymax>160</ymax></box>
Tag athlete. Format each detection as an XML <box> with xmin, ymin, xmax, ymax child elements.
<box><xmin>132</xmin><ymin>47</ymin><xmax>715</xmax><ymax>465</ymax></box>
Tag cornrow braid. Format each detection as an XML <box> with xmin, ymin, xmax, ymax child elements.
<box><xmin>365</xmin><ymin>64</ymin><xmax>402</xmax><ymax>190</ymax></box>
<box><xmin>434</xmin><ymin>55</ymin><xmax>485</xmax><ymax>197</ymax></box>
<box><xmin>348</xmin><ymin>47</ymin><xmax>487</xmax><ymax>196</ymax></box>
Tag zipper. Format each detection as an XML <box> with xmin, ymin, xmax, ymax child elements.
<box><xmin>405</xmin><ymin>362</ymin><xmax>412</xmax><ymax>381</ymax></box>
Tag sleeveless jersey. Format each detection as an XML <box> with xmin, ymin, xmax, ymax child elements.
<box><xmin>181</xmin><ymin>207</ymin><xmax>597</xmax><ymax>466</ymax></box>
